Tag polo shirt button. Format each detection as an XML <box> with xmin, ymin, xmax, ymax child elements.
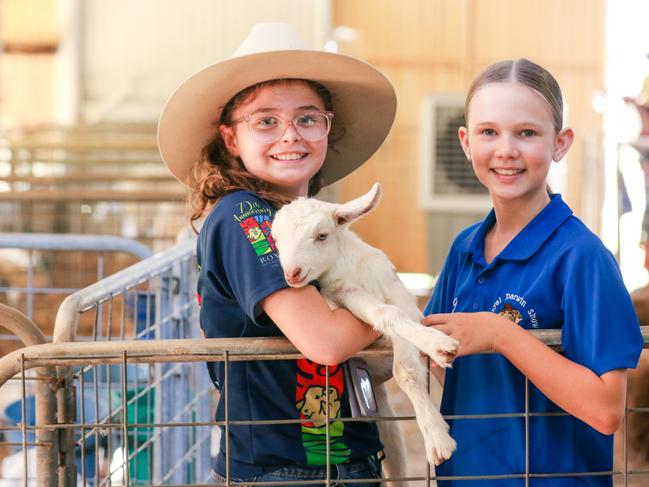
<box><xmin>472</xmin><ymin>303</ymin><xmax>478</xmax><ymax>310</ymax></box>
<box><xmin>478</xmin><ymin>277</ymin><xmax>485</xmax><ymax>284</ymax></box>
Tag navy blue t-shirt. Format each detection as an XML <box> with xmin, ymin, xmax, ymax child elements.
<box><xmin>197</xmin><ymin>190</ymin><xmax>382</xmax><ymax>478</ymax></box>
<box><xmin>425</xmin><ymin>194</ymin><xmax>642</xmax><ymax>486</ymax></box>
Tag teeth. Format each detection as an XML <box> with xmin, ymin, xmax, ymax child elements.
<box><xmin>494</xmin><ymin>168</ymin><xmax>523</xmax><ymax>176</ymax></box>
<box><xmin>272</xmin><ymin>153</ymin><xmax>306</xmax><ymax>161</ymax></box>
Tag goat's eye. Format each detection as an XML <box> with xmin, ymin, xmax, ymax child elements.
<box><xmin>316</xmin><ymin>233</ymin><xmax>328</xmax><ymax>242</ymax></box>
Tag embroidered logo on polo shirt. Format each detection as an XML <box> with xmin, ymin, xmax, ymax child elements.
<box><xmin>497</xmin><ymin>303</ymin><xmax>523</xmax><ymax>324</ymax></box>
<box><xmin>233</xmin><ymin>200</ymin><xmax>278</xmax><ymax>261</ymax></box>
<box><xmin>492</xmin><ymin>293</ymin><xmax>540</xmax><ymax>328</ymax></box>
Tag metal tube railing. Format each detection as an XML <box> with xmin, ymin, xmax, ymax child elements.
<box><xmin>0</xmin><ymin>232</ymin><xmax>154</xmax><ymax>334</ymax></box>
<box><xmin>0</xmin><ymin>336</ymin><xmax>372</xmax><ymax>384</ymax></box>
<box><xmin>6</xmin><ymin>326</ymin><xmax>621</xmax><ymax>383</ymax></box>
<box><xmin>0</xmin><ymin>304</ymin><xmax>57</xmax><ymax>487</ymax></box>
<box><xmin>0</xmin><ymin>233</ymin><xmax>153</xmax><ymax>260</ymax></box>
<box><xmin>52</xmin><ymin>239</ymin><xmax>194</xmax><ymax>344</ymax></box>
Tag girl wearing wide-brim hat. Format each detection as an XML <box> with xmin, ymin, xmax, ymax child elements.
<box><xmin>158</xmin><ymin>23</ymin><xmax>395</xmax><ymax>484</ymax></box>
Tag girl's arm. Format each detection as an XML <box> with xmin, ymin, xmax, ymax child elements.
<box><xmin>423</xmin><ymin>312</ymin><xmax>627</xmax><ymax>435</ymax></box>
<box><xmin>261</xmin><ymin>284</ymin><xmax>381</xmax><ymax>365</ymax></box>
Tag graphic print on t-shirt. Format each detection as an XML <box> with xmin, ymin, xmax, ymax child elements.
<box><xmin>296</xmin><ymin>359</ymin><xmax>351</xmax><ymax>464</ymax></box>
<box><xmin>233</xmin><ymin>199</ymin><xmax>277</xmax><ymax>258</ymax></box>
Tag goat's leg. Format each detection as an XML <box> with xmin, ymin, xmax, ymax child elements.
<box><xmin>374</xmin><ymin>383</ymin><xmax>408</xmax><ymax>487</ymax></box>
<box><xmin>337</xmin><ymin>291</ymin><xmax>458</xmax><ymax>367</ymax></box>
<box><xmin>392</xmin><ymin>337</ymin><xmax>456</xmax><ymax>466</ymax></box>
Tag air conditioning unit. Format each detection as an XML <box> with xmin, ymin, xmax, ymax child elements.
<box><xmin>418</xmin><ymin>94</ymin><xmax>491</xmax><ymax>212</ymax></box>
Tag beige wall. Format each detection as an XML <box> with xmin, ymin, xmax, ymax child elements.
<box><xmin>80</xmin><ymin>0</ymin><xmax>331</xmax><ymax>121</ymax></box>
<box><xmin>0</xmin><ymin>0</ymin><xmax>60</xmax><ymax>126</ymax></box>
<box><xmin>0</xmin><ymin>0</ymin><xmax>332</xmax><ymax>125</ymax></box>
<box><xmin>333</xmin><ymin>0</ymin><xmax>606</xmax><ymax>273</ymax></box>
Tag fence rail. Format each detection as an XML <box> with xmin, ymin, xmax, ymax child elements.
<box><xmin>0</xmin><ymin>233</ymin><xmax>153</xmax><ymax>258</ymax></box>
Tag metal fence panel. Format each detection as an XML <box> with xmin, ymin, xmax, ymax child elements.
<box><xmin>50</xmin><ymin>238</ymin><xmax>212</xmax><ymax>486</ymax></box>
<box><xmin>0</xmin><ymin>233</ymin><xmax>155</xmax><ymax>486</ymax></box>
<box><xmin>0</xmin><ymin>238</ymin><xmax>647</xmax><ymax>486</ymax></box>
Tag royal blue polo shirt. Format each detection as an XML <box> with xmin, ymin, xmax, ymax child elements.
<box><xmin>197</xmin><ymin>191</ymin><xmax>382</xmax><ymax>478</ymax></box>
<box><xmin>425</xmin><ymin>194</ymin><xmax>642</xmax><ymax>486</ymax></box>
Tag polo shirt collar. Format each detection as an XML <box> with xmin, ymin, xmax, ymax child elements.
<box><xmin>460</xmin><ymin>194</ymin><xmax>573</xmax><ymax>264</ymax></box>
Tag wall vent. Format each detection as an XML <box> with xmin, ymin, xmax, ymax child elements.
<box><xmin>418</xmin><ymin>94</ymin><xmax>491</xmax><ymax>212</ymax></box>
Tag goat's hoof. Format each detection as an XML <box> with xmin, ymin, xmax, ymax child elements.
<box><xmin>428</xmin><ymin>434</ymin><xmax>457</xmax><ymax>466</ymax></box>
<box><xmin>430</xmin><ymin>336</ymin><xmax>459</xmax><ymax>368</ymax></box>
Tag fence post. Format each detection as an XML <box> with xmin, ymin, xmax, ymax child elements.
<box><xmin>0</xmin><ymin>304</ymin><xmax>58</xmax><ymax>487</ymax></box>
<box><xmin>35</xmin><ymin>369</ymin><xmax>57</xmax><ymax>487</ymax></box>
<box><xmin>55</xmin><ymin>373</ymin><xmax>77</xmax><ymax>487</ymax></box>
<box><xmin>181</xmin><ymin>255</ymin><xmax>213</xmax><ymax>480</ymax></box>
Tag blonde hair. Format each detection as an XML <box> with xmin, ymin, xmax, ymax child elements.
<box><xmin>464</xmin><ymin>58</ymin><xmax>564</xmax><ymax>133</ymax></box>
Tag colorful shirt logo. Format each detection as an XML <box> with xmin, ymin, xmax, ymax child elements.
<box><xmin>240</xmin><ymin>216</ymin><xmax>276</xmax><ymax>255</ymax></box>
<box><xmin>233</xmin><ymin>200</ymin><xmax>277</xmax><ymax>259</ymax></box>
<box><xmin>296</xmin><ymin>359</ymin><xmax>351</xmax><ymax>464</ymax></box>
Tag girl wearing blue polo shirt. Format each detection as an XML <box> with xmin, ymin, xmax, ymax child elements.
<box><xmin>157</xmin><ymin>23</ymin><xmax>396</xmax><ymax>486</ymax></box>
<box><xmin>423</xmin><ymin>58</ymin><xmax>643</xmax><ymax>486</ymax></box>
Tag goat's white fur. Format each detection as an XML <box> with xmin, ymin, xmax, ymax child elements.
<box><xmin>272</xmin><ymin>183</ymin><xmax>458</xmax><ymax>473</ymax></box>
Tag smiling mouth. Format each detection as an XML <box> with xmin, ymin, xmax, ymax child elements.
<box><xmin>492</xmin><ymin>168</ymin><xmax>525</xmax><ymax>176</ymax></box>
<box><xmin>271</xmin><ymin>153</ymin><xmax>308</xmax><ymax>161</ymax></box>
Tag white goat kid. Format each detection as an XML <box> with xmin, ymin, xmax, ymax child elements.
<box><xmin>271</xmin><ymin>182</ymin><xmax>458</xmax><ymax>468</ymax></box>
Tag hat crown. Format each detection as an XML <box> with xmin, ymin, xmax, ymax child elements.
<box><xmin>233</xmin><ymin>22</ymin><xmax>307</xmax><ymax>57</ymax></box>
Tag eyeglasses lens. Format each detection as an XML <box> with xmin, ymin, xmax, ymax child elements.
<box><xmin>247</xmin><ymin>113</ymin><xmax>331</xmax><ymax>143</ymax></box>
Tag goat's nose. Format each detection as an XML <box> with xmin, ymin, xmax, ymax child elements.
<box><xmin>285</xmin><ymin>267</ymin><xmax>302</xmax><ymax>283</ymax></box>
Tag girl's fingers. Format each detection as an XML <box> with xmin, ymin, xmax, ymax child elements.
<box><xmin>422</xmin><ymin>313</ymin><xmax>452</xmax><ymax>325</ymax></box>
<box><xmin>432</xmin><ymin>326</ymin><xmax>454</xmax><ymax>338</ymax></box>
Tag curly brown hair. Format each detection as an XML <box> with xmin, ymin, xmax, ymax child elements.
<box><xmin>188</xmin><ymin>79</ymin><xmax>333</xmax><ymax>231</ymax></box>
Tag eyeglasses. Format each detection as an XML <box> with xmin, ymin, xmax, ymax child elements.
<box><xmin>232</xmin><ymin>111</ymin><xmax>334</xmax><ymax>143</ymax></box>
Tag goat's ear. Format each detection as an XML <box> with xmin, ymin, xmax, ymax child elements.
<box><xmin>334</xmin><ymin>183</ymin><xmax>382</xmax><ymax>226</ymax></box>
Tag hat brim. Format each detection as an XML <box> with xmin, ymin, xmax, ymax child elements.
<box><xmin>157</xmin><ymin>50</ymin><xmax>396</xmax><ymax>186</ymax></box>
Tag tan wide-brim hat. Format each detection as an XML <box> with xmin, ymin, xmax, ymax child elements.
<box><xmin>157</xmin><ymin>23</ymin><xmax>396</xmax><ymax>187</ymax></box>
